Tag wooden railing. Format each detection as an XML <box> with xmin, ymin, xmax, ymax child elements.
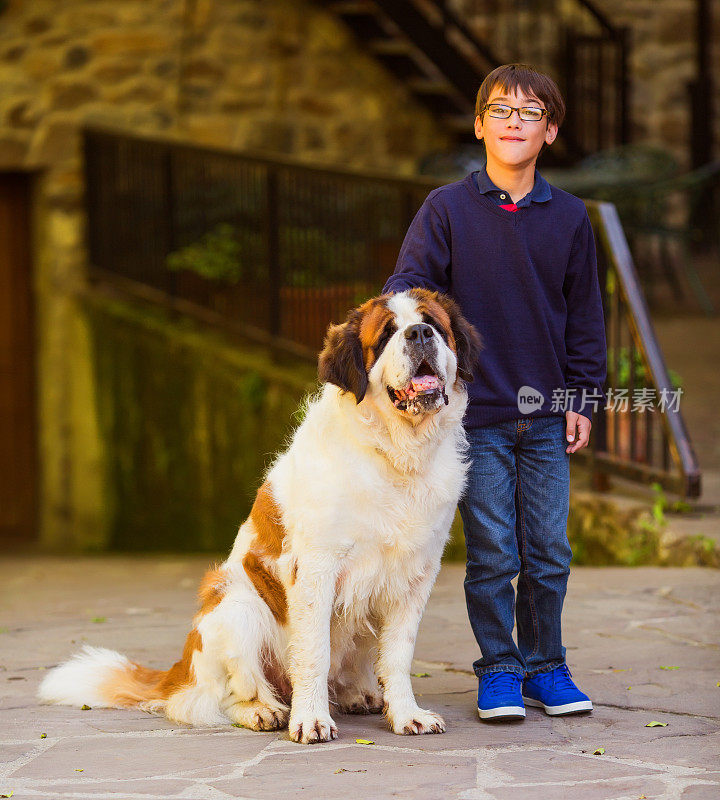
<box><xmin>83</xmin><ymin>128</ymin><xmax>700</xmax><ymax>497</ymax></box>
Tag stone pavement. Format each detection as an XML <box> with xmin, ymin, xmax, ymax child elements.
<box><xmin>1</xmin><ymin>557</ymin><xmax>719</xmax><ymax>800</ymax></box>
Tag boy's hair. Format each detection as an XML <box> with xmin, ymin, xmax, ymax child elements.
<box><xmin>475</xmin><ymin>64</ymin><xmax>566</xmax><ymax>128</ymax></box>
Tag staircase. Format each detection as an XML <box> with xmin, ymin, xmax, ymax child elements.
<box><xmin>321</xmin><ymin>0</ymin><xmax>630</xmax><ymax>165</ymax></box>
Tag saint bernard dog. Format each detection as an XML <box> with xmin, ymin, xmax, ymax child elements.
<box><xmin>39</xmin><ymin>288</ymin><xmax>481</xmax><ymax>744</ymax></box>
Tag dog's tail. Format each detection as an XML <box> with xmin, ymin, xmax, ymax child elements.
<box><xmin>38</xmin><ymin>645</ymin><xmax>171</xmax><ymax>711</ymax></box>
<box><xmin>38</xmin><ymin>566</ymin><xmax>230</xmax><ymax>716</ymax></box>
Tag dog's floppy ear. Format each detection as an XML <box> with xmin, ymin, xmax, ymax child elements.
<box><xmin>318</xmin><ymin>311</ymin><xmax>368</xmax><ymax>404</ymax></box>
<box><xmin>436</xmin><ymin>294</ymin><xmax>482</xmax><ymax>382</ymax></box>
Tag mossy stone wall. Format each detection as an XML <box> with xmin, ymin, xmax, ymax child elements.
<box><xmin>81</xmin><ymin>291</ymin><xmax>315</xmax><ymax>552</ymax></box>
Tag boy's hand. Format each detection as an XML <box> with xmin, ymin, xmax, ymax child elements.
<box><xmin>565</xmin><ymin>411</ymin><xmax>591</xmax><ymax>454</ymax></box>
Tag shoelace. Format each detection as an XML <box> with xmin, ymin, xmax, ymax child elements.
<box><xmin>534</xmin><ymin>664</ymin><xmax>575</xmax><ymax>690</ymax></box>
<box><xmin>483</xmin><ymin>671</ymin><xmax>521</xmax><ymax>697</ymax></box>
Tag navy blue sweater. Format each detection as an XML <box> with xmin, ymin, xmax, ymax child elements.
<box><xmin>382</xmin><ymin>168</ymin><xmax>607</xmax><ymax>429</ymax></box>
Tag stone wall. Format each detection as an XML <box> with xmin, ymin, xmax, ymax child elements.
<box><xmin>1</xmin><ymin>0</ymin><xmax>449</xmax><ymax>177</ymax></box>
<box><xmin>78</xmin><ymin>291</ymin><xmax>315</xmax><ymax>552</ymax></box>
<box><xmin>0</xmin><ymin>0</ymin><xmax>449</xmax><ymax>549</ymax></box>
<box><xmin>589</xmin><ymin>0</ymin><xmax>719</xmax><ymax>168</ymax></box>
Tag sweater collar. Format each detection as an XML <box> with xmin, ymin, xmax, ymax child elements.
<box><xmin>473</xmin><ymin>164</ymin><xmax>552</xmax><ymax>207</ymax></box>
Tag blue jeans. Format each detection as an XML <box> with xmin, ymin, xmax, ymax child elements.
<box><xmin>458</xmin><ymin>415</ymin><xmax>572</xmax><ymax>679</ymax></box>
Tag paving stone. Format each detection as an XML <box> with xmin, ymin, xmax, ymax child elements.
<box><xmin>11</xmin><ymin>778</ymin><xmax>193</xmax><ymax>796</ymax></box>
<box><xmin>211</xmin><ymin>747</ymin><xmax>477</xmax><ymax>799</ymax></box>
<box><xmin>0</xmin><ymin>700</ymin><xmax>179</xmax><ymax>740</ymax></box>
<box><xmin>487</xmin><ymin>749</ymin><xmax>663</xmax><ymax>784</ymax></box>
<box><xmin>10</xmin><ymin>732</ymin><xmax>271</xmax><ymax>780</ymax></box>
<box><xmin>549</xmin><ymin>704</ymin><xmax>719</xmax><ymax>746</ymax></box>
<box><xmin>622</xmin><ymin>734</ymin><xmax>720</xmax><ymax>771</ymax></box>
<box><xmin>700</xmin><ymin>772</ymin><xmax>720</xmax><ymax>782</ymax></box>
<box><xmin>681</xmin><ymin>783</ymin><xmax>720</xmax><ymax>799</ymax></box>
<box><xmin>487</xmin><ymin>778</ymin><xmax>668</xmax><ymax>800</ymax></box>
<box><xmin>329</xmin><ymin>695</ymin><xmax>561</xmax><ymax>753</ymax></box>
<box><xmin>0</xmin><ymin>742</ymin><xmax>39</xmax><ymax>767</ymax></box>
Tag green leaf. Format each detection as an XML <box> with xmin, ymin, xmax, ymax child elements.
<box><xmin>593</xmin><ymin>747</ymin><xmax>605</xmax><ymax>755</ymax></box>
<box><xmin>91</xmin><ymin>617</ymin><xmax>106</xmax><ymax>624</ymax></box>
<box><xmin>80</xmin><ymin>704</ymin><xmax>92</xmax><ymax>711</ymax></box>
<box><xmin>355</xmin><ymin>738</ymin><xmax>374</xmax><ymax>745</ymax></box>
<box><xmin>40</xmin><ymin>733</ymin><xmax>47</xmax><ymax>739</ymax></box>
<box><xmin>0</xmin><ymin>791</ymin><xmax>14</xmax><ymax>798</ymax></box>
<box><xmin>659</xmin><ymin>666</ymin><xmax>680</xmax><ymax>670</ymax></box>
<box><xmin>411</xmin><ymin>672</ymin><xmax>431</xmax><ymax>678</ymax></box>
<box><xmin>645</xmin><ymin>721</ymin><xmax>668</xmax><ymax>727</ymax></box>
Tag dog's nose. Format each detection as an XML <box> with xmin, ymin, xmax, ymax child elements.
<box><xmin>404</xmin><ymin>324</ymin><xmax>434</xmax><ymax>345</ymax></box>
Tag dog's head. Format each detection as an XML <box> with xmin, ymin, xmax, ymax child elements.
<box><xmin>318</xmin><ymin>288</ymin><xmax>481</xmax><ymax>417</ymax></box>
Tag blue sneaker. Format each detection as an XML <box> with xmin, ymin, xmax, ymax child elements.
<box><xmin>522</xmin><ymin>664</ymin><xmax>593</xmax><ymax>716</ymax></box>
<box><xmin>477</xmin><ymin>671</ymin><xmax>525</xmax><ymax>720</ymax></box>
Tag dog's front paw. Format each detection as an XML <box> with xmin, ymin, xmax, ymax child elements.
<box><xmin>227</xmin><ymin>700</ymin><xmax>289</xmax><ymax>731</ymax></box>
<box><xmin>336</xmin><ymin>686</ymin><xmax>384</xmax><ymax>715</ymax></box>
<box><xmin>387</xmin><ymin>706</ymin><xmax>446</xmax><ymax>736</ymax></box>
<box><xmin>289</xmin><ymin>712</ymin><xmax>338</xmax><ymax>744</ymax></box>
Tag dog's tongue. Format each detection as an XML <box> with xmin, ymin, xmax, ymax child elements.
<box><xmin>391</xmin><ymin>375</ymin><xmax>442</xmax><ymax>407</ymax></box>
<box><xmin>410</xmin><ymin>375</ymin><xmax>441</xmax><ymax>394</ymax></box>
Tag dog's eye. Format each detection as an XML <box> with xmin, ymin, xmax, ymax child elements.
<box><xmin>422</xmin><ymin>314</ymin><xmax>447</xmax><ymax>342</ymax></box>
<box><xmin>374</xmin><ymin>322</ymin><xmax>397</xmax><ymax>355</ymax></box>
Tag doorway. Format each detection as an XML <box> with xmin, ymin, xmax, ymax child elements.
<box><xmin>0</xmin><ymin>171</ymin><xmax>38</xmax><ymax>546</ymax></box>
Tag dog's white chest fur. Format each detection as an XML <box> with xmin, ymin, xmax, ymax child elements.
<box><xmin>258</xmin><ymin>382</ymin><xmax>469</xmax><ymax>631</ymax></box>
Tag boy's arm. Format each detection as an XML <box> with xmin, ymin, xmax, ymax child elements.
<box><xmin>382</xmin><ymin>198</ymin><xmax>451</xmax><ymax>295</ymax></box>
<box><xmin>563</xmin><ymin>209</ymin><xmax>608</xmax><ymax>421</ymax></box>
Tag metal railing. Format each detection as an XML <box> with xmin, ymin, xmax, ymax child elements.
<box><xmin>84</xmin><ymin>127</ymin><xmax>435</xmax><ymax>357</ymax></box>
<box><xmin>83</xmin><ymin>128</ymin><xmax>700</xmax><ymax>497</ymax></box>
<box><xmin>587</xmin><ymin>201</ymin><xmax>701</xmax><ymax>498</ymax></box>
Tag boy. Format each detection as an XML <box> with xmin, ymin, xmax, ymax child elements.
<box><xmin>382</xmin><ymin>64</ymin><xmax>606</xmax><ymax>721</ymax></box>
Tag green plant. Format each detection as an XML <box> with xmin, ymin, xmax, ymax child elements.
<box><xmin>166</xmin><ymin>221</ymin><xmax>371</xmax><ymax>288</ymax></box>
<box><xmin>662</xmin><ymin>533</ymin><xmax>720</xmax><ymax>568</ymax></box>
<box><xmin>670</xmin><ymin>500</ymin><xmax>693</xmax><ymax>514</ymax></box>
<box><xmin>239</xmin><ymin>371</ymin><xmax>267</xmax><ymax>415</ymax></box>
<box><xmin>607</xmin><ymin>346</ymin><xmax>682</xmax><ymax>391</ymax></box>
<box><xmin>649</xmin><ymin>481</ymin><xmax>667</xmax><ymax>527</ymax></box>
<box><xmin>167</xmin><ymin>223</ymin><xmax>244</xmax><ymax>283</ymax></box>
<box><xmin>563</xmin><ymin>493</ymin><xmax>719</xmax><ymax>568</ymax></box>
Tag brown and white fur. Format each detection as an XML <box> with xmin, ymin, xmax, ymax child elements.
<box><xmin>38</xmin><ymin>288</ymin><xmax>481</xmax><ymax>744</ymax></box>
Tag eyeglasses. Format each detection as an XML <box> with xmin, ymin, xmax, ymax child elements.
<box><xmin>481</xmin><ymin>103</ymin><xmax>548</xmax><ymax>122</ymax></box>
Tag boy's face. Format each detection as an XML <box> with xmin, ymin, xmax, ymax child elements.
<box><xmin>474</xmin><ymin>85</ymin><xmax>558</xmax><ymax>168</ymax></box>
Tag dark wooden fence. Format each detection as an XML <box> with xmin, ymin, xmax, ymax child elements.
<box><xmin>83</xmin><ymin>128</ymin><xmax>701</xmax><ymax>498</ymax></box>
